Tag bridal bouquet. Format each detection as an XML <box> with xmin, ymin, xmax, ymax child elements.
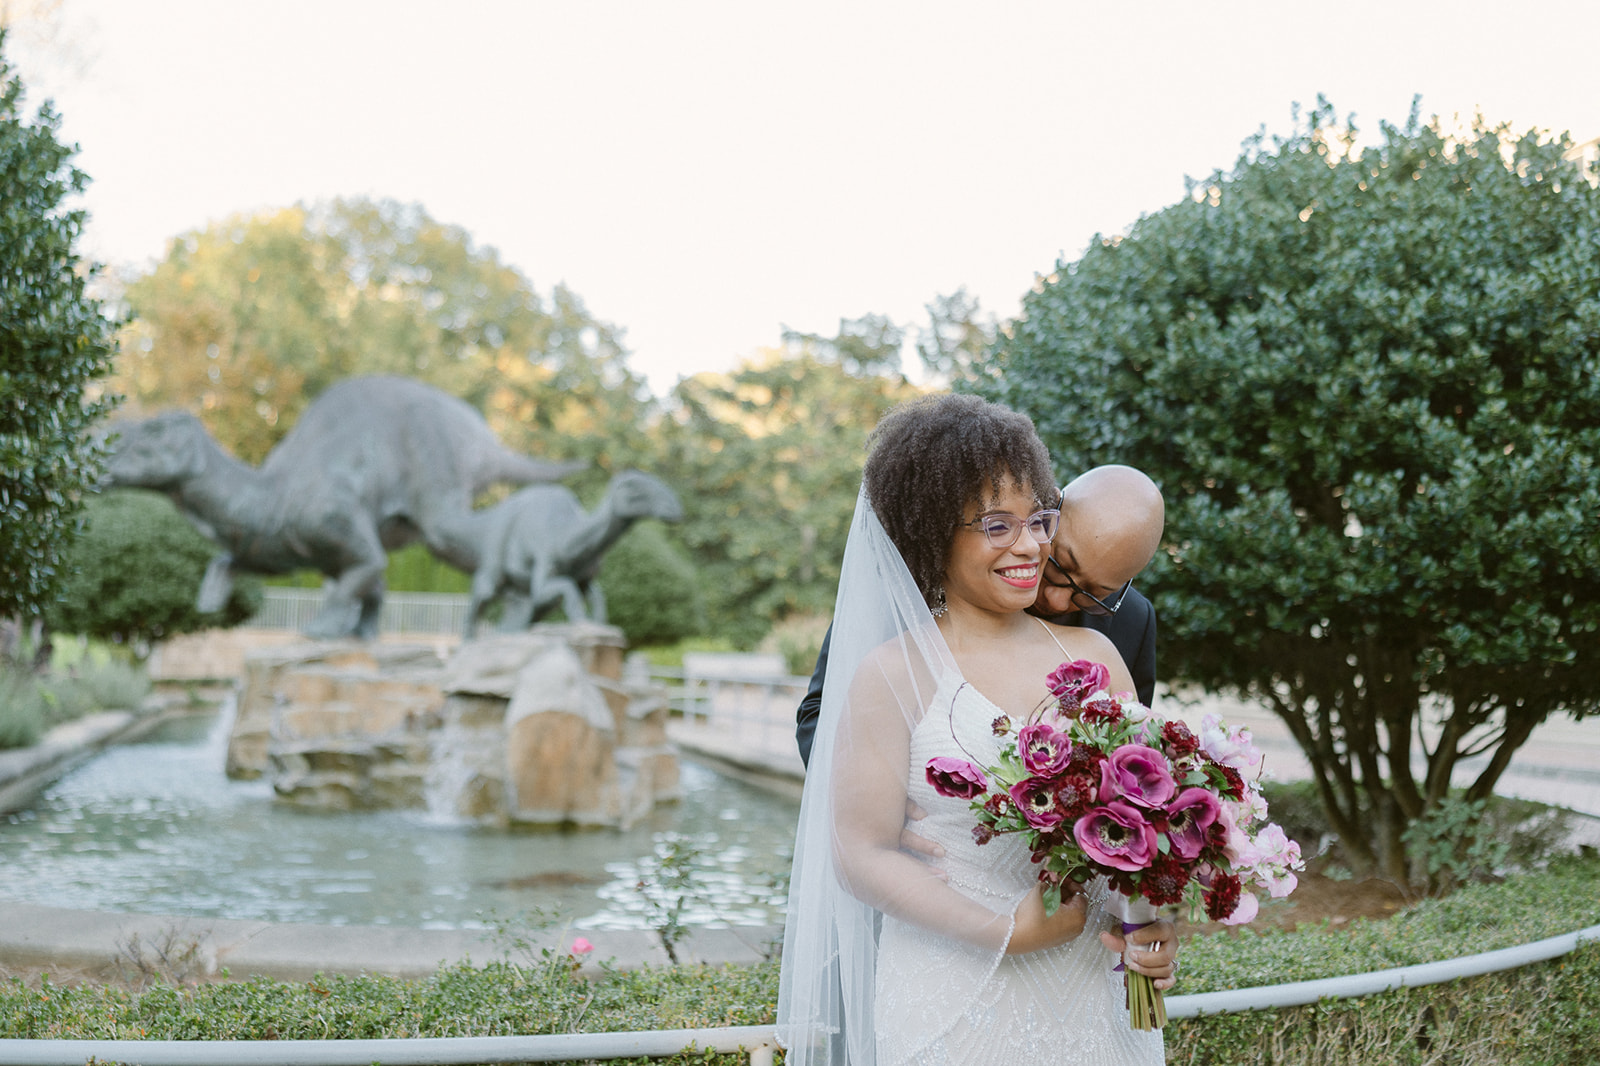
<box><xmin>924</xmin><ymin>659</ymin><xmax>1303</xmax><ymax>1030</ymax></box>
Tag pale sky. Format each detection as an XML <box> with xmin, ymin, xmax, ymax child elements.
<box><xmin>10</xmin><ymin>0</ymin><xmax>1600</xmax><ymax>396</ymax></box>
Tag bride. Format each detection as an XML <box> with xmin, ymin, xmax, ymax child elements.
<box><xmin>777</xmin><ymin>394</ymin><xmax>1168</xmax><ymax>1066</ymax></box>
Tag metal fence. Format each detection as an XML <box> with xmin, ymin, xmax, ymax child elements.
<box><xmin>251</xmin><ymin>587</ymin><xmax>471</xmax><ymax>636</ymax></box>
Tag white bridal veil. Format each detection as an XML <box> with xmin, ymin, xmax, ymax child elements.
<box><xmin>776</xmin><ymin>491</ymin><xmax>1027</xmax><ymax>1066</ymax></box>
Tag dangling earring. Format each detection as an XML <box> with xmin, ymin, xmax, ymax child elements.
<box><xmin>931</xmin><ymin>586</ymin><xmax>948</xmax><ymax>618</ymax></box>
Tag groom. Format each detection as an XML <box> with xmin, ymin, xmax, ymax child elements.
<box><xmin>794</xmin><ymin>464</ymin><xmax>1165</xmax><ymax>765</ymax></box>
<box><xmin>792</xmin><ymin>464</ymin><xmax>1178</xmax><ymax>986</ymax></box>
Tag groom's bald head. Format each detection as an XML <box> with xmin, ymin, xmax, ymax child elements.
<box><xmin>1035</xmin><ymin>465</ymin><xmax>1164</xmax><ymax>618</ymax></box>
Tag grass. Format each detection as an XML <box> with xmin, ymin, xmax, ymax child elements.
<box><xmin>3</xmin><ymin>852</ymin><xmax>1598</xmax><ymax>1064</ymax></box>
<box><xmin>0</xmin><ymin>652</ymin><xmax>152</xmax><ymax>750</ymax></box>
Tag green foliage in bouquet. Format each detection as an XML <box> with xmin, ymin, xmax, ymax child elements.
<box><xmin>978</xmin><ymin>98</ymin><xmax>1600</xmax><ymax>887</ymax></box>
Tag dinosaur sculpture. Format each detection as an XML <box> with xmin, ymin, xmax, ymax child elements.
<box><xmin>452</xmin><ymin>469</ymin><xmax>683</xmax><ymax>638</ymax></box>
<box><xmin>103</xmin><ymin>376</ymin><xmax>583</xmax><ymax>639</ymax></box>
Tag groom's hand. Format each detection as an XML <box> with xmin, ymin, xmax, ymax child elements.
<box><xmin>900</xmin><ymin>799</ymin><xmax>947</xmax><ymax>877</ymax></box>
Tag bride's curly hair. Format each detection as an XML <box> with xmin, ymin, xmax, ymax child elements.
<box><xmin>863</xmin><ymin>394</ymin><xmax>1056</xmax><ymax>611</ymax></box>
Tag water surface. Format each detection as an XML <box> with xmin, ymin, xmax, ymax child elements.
<box><xmin>0</xmin><ymin>709</ymin><xmax>798</xmax><ymax>931</ymax></box>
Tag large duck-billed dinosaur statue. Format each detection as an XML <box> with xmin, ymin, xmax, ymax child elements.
<box><xmin>103</xmin><ymin>376</ymin><xmax>583</xmax><ymax>639</ymax></box>
<box><xmin>443</xmin><ymin>469</ymin><xmax>683</xmax><ymax>638</ymax></box>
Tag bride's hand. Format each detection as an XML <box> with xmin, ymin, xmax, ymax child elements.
<box><xmin>1006</xmin><ymin>884</ymin><xmax>1087</xmax><ymax>954</ymax></box>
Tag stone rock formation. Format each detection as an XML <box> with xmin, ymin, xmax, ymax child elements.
<box><xmin>227</xmin><ymin>623</ymin><xmax>677</xmax><ymax>829</ymax></box>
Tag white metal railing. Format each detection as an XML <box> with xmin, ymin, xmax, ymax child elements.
<box><xmin>250</xmin><ymin>588</ymin><xmax>471</xmax><ymax>636</ymax></box>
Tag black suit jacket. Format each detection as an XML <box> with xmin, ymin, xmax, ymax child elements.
<box><xmin>794</xmin><ymin>587</ymin><xmax>1157</xmax><ymax>766</ymax></box>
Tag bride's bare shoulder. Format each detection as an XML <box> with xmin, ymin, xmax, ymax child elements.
<box><xmin>847</xmin><ymin>631</ymin><xmax>941</xmax><ymax>702</ymax></box>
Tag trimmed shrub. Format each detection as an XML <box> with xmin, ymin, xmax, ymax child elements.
<box><xmin>597</xmin><ymin>521</ymin><xmax>705</xmax><ymax>648</ymax></box>
<box><xmin>45</xmin><ymin>489</ymin><xmax>262</xmax><ymax>649</ymax></box>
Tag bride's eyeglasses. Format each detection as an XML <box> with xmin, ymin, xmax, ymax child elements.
<box><xmin>957</xmin><ymin>508</ymin><xmax>1060</xmax><ymax>549</ymax></box>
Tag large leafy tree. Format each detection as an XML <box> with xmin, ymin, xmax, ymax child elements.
<box><xmin>981</xmin><ymin>102</ymin><xmax>1600</xmax><ymax>884</ymax></box>
<box><xmin>0</xmin><ymin>34</ymin><xmax>117</xmax><ymax>624</ymax></box>
<box><xmin>661</xmin><ymin>332</ymin><xmax>922</xmax><ymax>641</ymax></box>
<box><xmin>113</xmin><ymin>197</ymin><xmax>650</xmax><ymax>471</ymax></box>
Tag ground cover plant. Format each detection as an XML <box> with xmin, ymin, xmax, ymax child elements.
<box><xmin>0</xmin><ymin>653</ymin><xmax>151</xmax><ymax>750</ymax></box>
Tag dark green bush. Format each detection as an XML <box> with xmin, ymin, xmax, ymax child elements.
<box><xmin>0</xmin><ymin>36</ymin><xmax>119</xmax><ymax>622</ymax></box>
<box><xmin>45</xmin><ymin>489</ymin><xmax>262</xmax><ymax>649</ymax></box>
<box><xmin>598</xmin><ymin>521</ymin><xmax>705</xmax><ymax>648</ymax></box>
<box><xmin>980</xmin><ymin>101</ymin><xmax>1600</xmax><ymax>885</ymax></box>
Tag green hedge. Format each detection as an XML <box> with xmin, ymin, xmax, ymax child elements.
<box><xmin>3</xmin><ymin>854</ymin><xmax>1598</xmax><ymax>1064</ymax></box>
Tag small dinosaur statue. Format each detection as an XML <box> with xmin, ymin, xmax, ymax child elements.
<box><xmin>454</xmin><ymin>469</ymin><xmax>683</xmax><ymax>638</ymax></box>
<box><xmin>103</xmin><ymin>376</ymin><xmax>582</xmax><ymax>639</ymax></box>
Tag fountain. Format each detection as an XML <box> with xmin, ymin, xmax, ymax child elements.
<box><xmin>226</xmin><ymin>623</ymin><xmax>679</xmax><ymax>830</ymax></box>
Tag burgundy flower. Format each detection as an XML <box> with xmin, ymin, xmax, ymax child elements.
<box><xmin>926</xmin><ymin>757</ymin><xmax>989</xmax><ymax>799</ymax></box>
<box><xmin>992</xmin><ymin>715</ymin><xmax>1013</xmax><ymax>736</ymax></box>
<box><xmin>983</xmin><ymin>792</ymin><xmax>1011</xmax><ymax>817</ymax></box>
<box><xmin>1217</xmin><ymin>764</ymin><xmax>1246</xmax><ymax>801</ymax></box>
<box><xmin>1098</xmin><ymin>744</ymin><xmax>1178</xmax><ymax>809</ymax></box>
<box><xmin>1161</xmin><ymin>719</ymin><xmax>1201</xmax><ymax>756</ymax></box>
<box><xmin>972</xmin><ymin>823</ymin><xmax>995</xmax><ymax>846</ymax></box>
<box><xmin>1139</xmin><ymin>852</ymin><xmax>1191</xmax><ymax>907</ymax></box>
<box><xmin>1046</xmin><ymin>659</ymin><xmax>1110</xmax><ymax>710</ymax></box>
<box><xmin>1067</xmin><ymin>745</ymin><xmax>1105</xmax><ymax>773</ymax></box>
<box><xmin>1081</xmin><ymin>696</ymin><xmax>1125</xmax><ymax>724</ymax></box>
<box><xmin>1019</xmin><ymin>722</ymin><xmax>1073</xmax><ymax>776</ymax></box>
<box><xmin>1203</xmin><ymin>871</ymin><xmax>1243</xmax><ymax>922</ymax></box>
<box><xmin>1009</xmin><ymin>776</ymin><xmax>1065</xmax><ymax>830</ymax></box>
<box><xmin>1073</xmin><ymin>801</ymin><xmax>1158</xmax><ymax>871</ymax></box>
<box><xmin>1052</xmin><ymin>771</ymin><xmax>1098</xmax><ymax>819</ymax></box>
<box><xmin>1165</xmin><ymin>787</ymin><xmax>1223</xmax><ymax>860</ymax></box>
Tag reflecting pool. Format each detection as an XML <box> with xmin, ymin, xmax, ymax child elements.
<box><xmin>0</xmin><ymin>708</ymin><xmax>799</xmax><ymax>931</ymax></box>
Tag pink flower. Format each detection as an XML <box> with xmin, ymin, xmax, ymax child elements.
<box><xmin>926</xmin><ymin>757</ymin><xmax>989</xmax><ymax>799</ymax></box>
<box><xmin>1018</xmin><ymin>723</ymin><xmax>1073</xmax><ymax>776</ymax></box>
<box><xmin>570</xmin><ymin>937</ymin><xmax>594</xmax><ymax>955</ymax></box>
<box><xmin>1164</xmin><ymin>787</ymin><xmax>1222</xmax><ymax>860</ymax></box>
<box><xmin>1199</xmin><ymin>713</ymin><xmax>1264</xmax><ymax>773</ymax></box>
<box><xmin>1098</xmin><ymin>744</ymin><xmax>1177</xmax><ymax>809</ymax></box>
<box><xmin>1215</xmin><ymin>801</ymin><xmax>1264</xmax><ymax>867</ymax></box>
<box><xmin>1251</xmin><ymin>823</ymin><xmax>1303</xmax><ymax>898</ymax></box>
<box><xmin>1073</xmin><ymin>801</ymin><xmax>1158</xmax><ymax>871</ymax></box>
<box><xmin>1220</xmin><ymin>890</ymin><xmax>1259</xmax><ymax>925</ymax></box>
<box><xmin>1046</xmin><ymin>659</ymin><xmax>1109</xmax><ymax>709</ymax></box>
<box><xmin>1009</xmin><ymin>777</ymin><xmax>1066</xmax><ymax>830</ymax></box>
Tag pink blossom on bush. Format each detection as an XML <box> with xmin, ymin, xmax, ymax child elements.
<box><xmin>571</xmin><ymin>937</ymin><xmax>594</xmax><ymax>955</ymax></box>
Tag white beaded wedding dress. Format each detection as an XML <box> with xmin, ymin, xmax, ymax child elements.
<box><xmin>777</xmin><ymin>495</ymin><xmax>1165</xmax><ymax>1066</ymax></box>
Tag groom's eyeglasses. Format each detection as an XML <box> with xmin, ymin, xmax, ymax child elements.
<box><xmin>958</xmin><ymin>508</ymin><xmax>1060</xmax><ymax>549</ymax></box>
<box><xmin>1044</xmin><ymin>554</ymin><xmax>1132</xmax><ymax>616</ymax></box>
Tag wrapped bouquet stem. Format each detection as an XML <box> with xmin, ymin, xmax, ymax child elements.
<box><xmin>1106</xmin><ymin>892</ymin><xmax>1166</xmax><ymax>1031</ymax></box>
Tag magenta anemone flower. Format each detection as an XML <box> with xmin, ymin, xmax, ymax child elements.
<box><xmin>1046</xmin><ymin>659</ymin><xmax>1110</xmax><ymax>709</ymax></box>
<box><xmin>1008</xmin><ymin>776</ymin><xmax>1065</xmax><ymax>831</ymax></box>
<box><xmin>925</xmin><ymin>757</ymin><xmax>988</xmax><ymax>799</ymax></box>
<box><xmin>1164</xmin><ymin>787</ymin><xmax>1222</xmax><ymax>860</ymax></box>
<box><xmin>1018</xmin><ymin>722</ymin><xmax>1073</xmax><ymax>776</ymax></box>
<box><xmin>1097</xmin><ymin>744</ymin><xmax>1177</xmax><ymax>809</ymax></box>
<box><xmin>1073</xmin><ymin>801</ymin><xmax>1157</xmax><ymax>871</ymax></box>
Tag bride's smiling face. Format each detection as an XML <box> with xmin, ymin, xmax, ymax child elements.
<box><xmin>942</xmin><ymin>480</ymin><xmax>1045</xmax><ymax>615</ymax></box>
